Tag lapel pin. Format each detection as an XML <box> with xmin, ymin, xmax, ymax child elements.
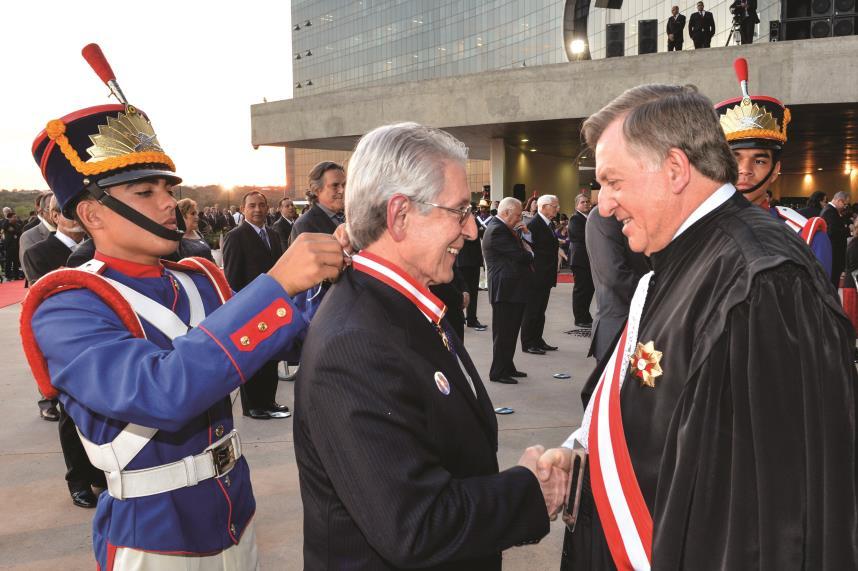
<box><xmin>630</xmin><ymin>340</ymin><xmax>663</xmax><ymax>388</ymax></box>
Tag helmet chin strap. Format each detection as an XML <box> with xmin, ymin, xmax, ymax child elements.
<box><xmin>86</xmin><ymin>181</ymin><xmax>185</xmax><ymax>242</ymax></box>
<box><xmin>738</xmin><ymin>159</ymin><xmax>779</xmax><ymax>196</ymax></box>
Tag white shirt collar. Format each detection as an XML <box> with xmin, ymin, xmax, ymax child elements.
<box><xmin>576</xmin><ymin>209</ymin><xmax>589</xmax><ymax>219</ymax></box>
<box><xmin>245</xmin><ymin>220</ymin><xmax>265</xmax><ymax>233</ymax></box>
<box><xmin>538</xmin><ymin>211</ymin><xmax>553</xmax><ymax>227</ymax></box>
<box><xmin>54</xmin><ymin>230</ymin><xmax>80</xmax><ymax>250</ymax></box>
<box><xmin>38</xmin><ymin>216</ymin><xmax>56</xmax><ymax>233</ymax></box>
<box><xmin>672</xmin><ymin>183</ymin><xmax>735</xmax><ymax>241</ymax></box>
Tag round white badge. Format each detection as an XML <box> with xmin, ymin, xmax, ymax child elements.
<box><xmin>434</xmin><ymin>371</ymin><xmax>451</xmax><ymax>395</ymax></box>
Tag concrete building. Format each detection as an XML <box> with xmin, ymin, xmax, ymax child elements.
<box><xmin>254</xmin><ymin>1</ymin><xmax>858</xmax><ymax>212</ymax></box>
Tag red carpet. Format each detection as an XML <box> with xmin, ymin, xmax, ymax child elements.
<box><xmin>557</xmin><ymin>273</ymin><xmax>574</xmax><ymax>284</ymax></box>
<box><xmin>0</xmin><ymin>280</ymin><xmax>26</xmax><ymax>309</ymax></box>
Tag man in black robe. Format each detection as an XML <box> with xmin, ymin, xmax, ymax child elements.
<box><xmin>537</xmin><ymin>84</ymin><xmax>858</xmax><ymax>569</ymax></box>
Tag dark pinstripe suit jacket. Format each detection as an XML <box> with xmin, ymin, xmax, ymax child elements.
<box><xmin>294</xmin><ymin>267</ymin><xmax>549</xmax><ymax>570</ymax></box>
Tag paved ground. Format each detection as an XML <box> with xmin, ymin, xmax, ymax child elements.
<box><xmin>0</xmin><ymin>284</ymin><xmax>596</xmax><ymax>570</ymax></box>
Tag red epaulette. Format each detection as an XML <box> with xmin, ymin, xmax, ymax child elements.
<box><xmin>19</xmin><ymin>256</ymin><xmax>232</xmax><ymax>400</ymax></box>
<box><xmin>800</xmin><ymin>216</ymin><xmax>827</xmax><ymax>246</ymax></box>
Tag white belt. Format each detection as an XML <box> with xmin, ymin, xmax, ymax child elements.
<box><xmin>94</xmin><ymin>430</ymin><xmax>242</xmax><ymax>500</ymax></box>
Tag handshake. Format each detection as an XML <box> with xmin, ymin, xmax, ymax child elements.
<box><xmin>518</xmin><ymin>445</ymin><xmax>584</xmax><ymax>525</ymax></box>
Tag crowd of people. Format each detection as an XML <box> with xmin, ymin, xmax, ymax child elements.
<box><xmin>10</xmin><ymin>48</ymin><xmax>858</xmax><ymax>570</ymax></box>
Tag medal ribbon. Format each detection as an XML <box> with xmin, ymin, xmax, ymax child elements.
<box><xmin>583</xmin><ymin>272</ymin><xmax>654</xmax><ymax>571</ymax></box>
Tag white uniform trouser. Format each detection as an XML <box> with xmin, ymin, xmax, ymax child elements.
<box><xmin>111</xmin><ymin>521</ymin><xmax>259</xmax><ymax>570</ymax></box>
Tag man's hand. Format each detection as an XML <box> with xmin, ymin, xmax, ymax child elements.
<box><xmin>519</xmin><ymin>445</ymin><xmax>570</xmax><ymax>518</ymax></box>
<box><xmin>268</xmin><ymin>233</ymin><xmax>346</xmax><ymax>296</ymax></box>
<box><xmin>461</xmin><ymin>291</ymin><xmax>470</xmax><ymax>310</ymax></box>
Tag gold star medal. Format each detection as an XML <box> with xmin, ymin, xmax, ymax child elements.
<box><xmin>630</xmin><ymin>341</ymin><xmax>663</xmax><ymax>388</ymax></box>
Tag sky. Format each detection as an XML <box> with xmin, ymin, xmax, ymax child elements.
<box><xmin>0</xmin><ymin>1</ymin><xmax>293</xmax><ymax>190</ymax></box>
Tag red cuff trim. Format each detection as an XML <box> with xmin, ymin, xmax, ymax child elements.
<box><xmin>229</xmin><ymin>299</ymin><xmax>292</xmax><ymax>352</ymax></box>
<box><xmin>198</xmin><ymin>324</ymin><xmax>247</xmax><ymax>384</ymax></box>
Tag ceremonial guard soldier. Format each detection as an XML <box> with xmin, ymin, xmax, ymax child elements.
<box><xmin>20</xmin><ymin>45</ymin><xmax>345</xmax><ymax>570</ymax></box>
<box><xmin>715</xmin><ymin>57</ymin><xmax>832</xmax><ymax>275</ymax></box>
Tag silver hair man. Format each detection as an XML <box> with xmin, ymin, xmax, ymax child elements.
<box><xmin>497</xmin><ymin>196</ymin><xmax>522</xmax><ymax>217</ymax></box>
<box><xmin>537</xmin><ymin>194</ymin><xmax>558</xmax><ymax>208</ymax></box>
<box><xmin>345</xmin><ymin>122</ymin><xmax>468</xmax><ymax>250</ymax></box>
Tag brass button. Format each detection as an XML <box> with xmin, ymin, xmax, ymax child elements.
<box><xmin>257</xmin><ymin>322</ymin><xmax>268</xmax><ymax>332</ymax></box>
<box><xmin>224</xmin><ymin>475</ymin><xmax>231</xmax><ymax>487</ymax></box>
<box><xmin>215</xmin><ymin>425</ymin><xmax>224</xmax><ymax>438</ymax></box>
<box><xmin>240</xmin><ymin>336</ymin><xmax>250</xmax><ymax>346</ymax></box>
<box><xmin>230</xmin><ymin>523</ymin><xmax>237</xmax><ymax>535</ymax></box>
<box><xmin>276</xmin><ymin>307</ymin><xmax>287</xmax><ymax>318</ymax></box>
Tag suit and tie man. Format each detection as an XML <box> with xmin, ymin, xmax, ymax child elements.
<box><xmin>483</xmin><ymin>197</ymin><xmax>535</xmax><ymax>384</ymax></box>
<box><xmin>458</xmin><ymin>209</ymin><xmax>488</xmax><ymax>331</ymax></box>
<box><xmin>272</xmin><ymin>197</ymin><xmax>298</xmax><ymax>251</ymax></box>
<box><xmin>20</xmin><ymin>192</ymin><xmax>56</xmax><ymax>256</ymax></box>
<box><xmin>822</xmin><ymin>191</ymin><xmax>851</xmax><ymax>288</ymax></box>
<box><xmin>689</xmin><ymin>1</ymin><xmax>716</xmax><ymax>48</ymax></box>
<box><xmin>290</xmin><ymin>161</ymin><xmax>345</xmax><ymax>244</ymax></box>
<box><xmin>730</xmin><ymin>0</ymin><xmax>759</xmax><ymax>44</ymax></box>
<box><xmin>521</xmin><ymin>194</ymin><xmax>560</xmax><ymax>354</ymax></box>
<box><xmin>222</xmin><ymin>191</ymin><xmax>292</xmax><ymax>420</ymax></box>
<box><xmin>295</xmin><ymin>122</ymin><xmax>558</xmax><ymax>570</ymax></box>
<box><xmin>666</xmin><ymin>5</ymin><xmax>686</xmax><ymax>51</ymax></box>
<box><xmin>569</xmin><ymin>193</ymin><xmax>595</xmax><ymax>328</ymax></box>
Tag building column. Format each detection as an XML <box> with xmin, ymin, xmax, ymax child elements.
<box><xmin>489</xmin><ymin>138</ymin><xmax>505</xmax><ymax>201</ymax></box>
<box><xmin>284</xmin><ymin>147</ymin><xmax>296</xmax><ymax>198</ymax></box>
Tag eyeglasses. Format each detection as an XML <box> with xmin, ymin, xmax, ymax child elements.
<box><xmin>413</xmin><ymin>200</ymin><xmax>473</xmax><ymax>225</ymax></box>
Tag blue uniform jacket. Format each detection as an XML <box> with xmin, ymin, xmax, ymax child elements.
<box><xmin>768</xmin><ymin>207</ymin><xmax>833</xmax><ymax>277</ymax></box>
<box><xmin>31</xmin><ymin>259</ymin><xmax>307</xmax><ymax>569</ymax></box>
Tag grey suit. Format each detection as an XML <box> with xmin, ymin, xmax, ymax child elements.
<box><xmin>19</xmin><ymin>220</ymin><xmax>52</xmax><ymax>266</ymax></box>
<box><xmin>584</xmin><ymin>210</ymin><xmax>649</xmax><ymax>362</ymax></box>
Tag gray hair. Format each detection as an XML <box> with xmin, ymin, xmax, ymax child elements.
<box><xmin>497</xmin><ymin>197</ymin><xmax>522</xmax><ymax>216</ymax></box>
<box><xmin>582</xmin><ymin>84</ymin><xmax>737</xmax><ymax>185</ymax></box>
<box><xmin>537</xmin><ymin>194</ymin><xmax>558</xmax><ymax>207</ymax></box>
<box><xmin>346</xmin><ymin>122</ymin><xmax>468</xmax><ymax>250</ymax></box>
<box><xmin>575</xmin><ymin>194</ymin><xmax>590</xmax><ymax>206</ymax></box>
<box><xmin>833</xmin><ymin>191</ymin><xmax>850</xmax><ymax>202</ymax></box>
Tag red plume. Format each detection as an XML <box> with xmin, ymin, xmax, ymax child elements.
<box><xmin>733</xmin><ymin>57</ymin><xmax>749</xmax><ymax>84</ymax></box>
<box><xmin>81</xmin><ymin>43</ymin><xmax>116</xmax><ymax>85</ymax></box>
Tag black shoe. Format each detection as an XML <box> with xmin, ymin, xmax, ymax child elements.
<box><xmin>70</xmin><ymin>488</ymin><xmax>98</xmax><ymax>509</ymax></box>
<box><xmin>490</xmin><ymin>377</ymin><xmax>518</xmax><ymax>384</ymax></box>
<box><xmin>509</xmin><ymin>370</ymin><xmax>528</xmax><ymax>378</ymax></box>
<box><xmin>538</xmin><ymin>342</ymin><xmax>558</xmax><ymax>351</ymax></box>
<box><xmin>40</xmin><ymin>405</ymin><xmax>59</xmax><ymax>422</ymax></box>
<box><xmin>467</xmin><ymin>321</ymin><xmax>487</xmax><ymax>331</ymax></box>
<box><xmin>244</xmin><ymin>409</ymin><xmax>271</xmax><ymax>420</ymax></box>
<box><xmin>522</xmin><ymin>347</ymin><xmax>546</xmax><ymax>355</ymax></box>
<box><xmin>266</xmin><ymin>408</ymin><xmax>292</xmax><ymax>419</ymax></box>
<box><xmin>270</xmin><ymin>402</ymin><xmax>290</xmax><ymax>413</ymax></box>
<box><xmin>574</xmin><ymin>322</ymin><xmax>593</xmax><ymax>329</ymax></box>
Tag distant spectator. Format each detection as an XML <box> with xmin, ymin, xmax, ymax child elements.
<box><xmin>799</xmin><ymin>191</ymin><xmax>827</xmax><ymax>218</ymax></box>
<box><xmin>667</xmin><ymin>5</ymin><xmax>686</xmax><ymax>51</ymax></box>
<box><xmin>230</xmin><ymin>205</ymin><xmax>243</xmax><ymax>225</ymax></box>
<box><xmin>729</xmin><ymin>0</ymin><xmax>758</xmax><ymax>45</ymax></box>
<box><xmin>177</xmin><ymin>198</ymin><xmax>214</xmax><ymax>262</ymax></box>
<box><xmin>290</xmin><ymin>161</ymin><xmax>345</xmax><ymax>245</ymax></box>
<box><xmin>272</xmin><ymin>197</ymin><xmax>298</xmax><ymax>251</ymax></box>
<box><xmin>766</xmin><ymin>189</ymin><xmax>780</xmax><ymax>208</ymax></box>
<box><xmin>1</xmin><ymin>211</ymin><xmax>23</xmax><ymax>280</ymax></box>
<box><xmin>522</xmin><ymin>195</ymin><xmax>539</xmax><ymax>223</ymax></box>
<box><xmin>822</xmin><ymin>191</ymin><xmax>851</xmax><ymax>288</ymax></box>
<box><xmin>689</xmin><ymin>1</ymin><xmax>715</xmax><ymax>48</ymax></box>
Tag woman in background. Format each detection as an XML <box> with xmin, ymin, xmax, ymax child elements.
<box><xmin>177</xmin><ymin>198</ymin><xmax>215</xmax><ymax>262</ymax></box>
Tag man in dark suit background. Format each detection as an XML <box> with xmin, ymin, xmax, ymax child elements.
<box><xmin>483</xmin><ymin>197</ymin><xmax>535</xmax><ymax>384</ymax></box>
<box><xmin>585</xmin><ymin>207</ymin><xmax>650</xmax><ymax>364</ymax></box>
<box><xmin>666</xmin><ymin>5</ymin><xmax>686</xmax><ymax>51</ymax></box>
<box><xmin>569</xmin><ymin>193</ymin><xmax>595</xmax><ymax>328</ymax></box>
<box><xmin>457</xmin><ymin>210</ymin><xmax>487</xmax><ymax>330</ymax></box>
<box><xmin>272</xmin><ymin>197</ymin><xmax>298</xmax><ymax>251</ymax></box>
<box><xmin>689</xmin><ymin>1</ymin><xmax>716</xmax><ymax>48</ymax></box>
<box><xmin>222</xmin><ymin>191</ymin><xmax>291</xmax><ymax>420</ymax></box>
<box><xmin>730</xmin><ymin>0</ymin><xmax>758</xmax><ymax>44</ymax></box>
<box><xmin>521</xmin><ymin>194</ymin><xmax>560</xmax><ymax>354</ymax></box>
<box><xmin>295</xmin><ymin>123</ymin><xmax>556</xmax><ymax>570</ymax></box>
<box><xmin>822</xmin><ymin>191</ymin><xmax>851</xmax><ymax>288</ymax></box>
<box><xmin>289</xmin><ymin>161</ymin><xmax>345</xmax><ymax>244</ymax></box>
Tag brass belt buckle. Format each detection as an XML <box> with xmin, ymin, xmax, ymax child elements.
<box><xmin>207</xmin><ymin>432</ymin><xmax>238</xmax><ymax>477</ymax></box>
<box><xmin>562</xmin><ymin>443</ymin><xmax>588</xmax><ymax>532</ymax></box>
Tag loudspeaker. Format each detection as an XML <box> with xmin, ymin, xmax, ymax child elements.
<box><xmin>835</xmin><ymin>0</ymin><xmax>855</xmax><ymax>12</ymax></box>
<box><xmin>638</xmin><ymin>19</ymin><xmax>658</xmax><ymax>53</ymax></box>
<box><xmin>770</xmin><ymin>19</ymin><xmax>781</xmax><ymax>40</ymax></box>
<box><xmin>595</xmin><ymin>0</ymin><xmax>624</xmax><ymax>8</ymax></box>
<box><xmin>513</xmin><ymin>184</ymin><xmax>526</xmax><ymax>202</ymax></box>
<box><xmin>812</xmin><ymin>0</ymin><xmax>832</xmax><ymax>14</ymax></box>
<box><xmin>811</xmin><ymin>18</ymin><xmax>832</xmax><ymax>36</ymax></box>
<box><xmin>606</xmin><ymin>23</ymin><xmax>625</xmax><ymax>57</ymax></box>
<box><xmin>833</xmin><ymin>15</ymin><xmax>855</xmax><ymax>33</ymax></box>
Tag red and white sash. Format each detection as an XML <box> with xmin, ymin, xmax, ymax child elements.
<box><xmin>578</xmin><ymin>271</ymin><xmax>654</xmax><ymax>571</ymax></box>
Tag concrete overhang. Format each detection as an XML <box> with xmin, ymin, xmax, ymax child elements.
<box><xmin>252</xmin><ymin>36</ymin><xmax>858</xmax><ymax>170</ymax></box>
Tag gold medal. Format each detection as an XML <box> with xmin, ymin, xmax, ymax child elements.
<box><xmin>630</xmin><ymin>341</ymin><xmax>663</xmax><ymax>388</ymax></box>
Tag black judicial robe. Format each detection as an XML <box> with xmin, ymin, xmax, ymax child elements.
<box><xmin>564</xmin><ymin>192</ymin><xmax>858</xmax><ymax>570</ymax></box>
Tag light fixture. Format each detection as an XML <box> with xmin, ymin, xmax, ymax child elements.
<box><xmin>295</xmin><ymin>53</ymin><xmax>302</xmax><ymax>60</ymax></box>
<box><xmin>521</xmin><ymin>138</ymin><xmax>529</xmax><ymax>143</ymax></box>
<box><xmin>305</xmin><ymin>20</ymin><xmax>312</xmax><ymax>26</ymax></box>
<box><xmin>570</xmin><ymin>39</ymin><xmax>586</xmax><ymax>55</ymax></box>
<box><xmin>529</xmin><ymin>148</ymin><xmax>537</xmax><ymax>152</ymax></box>
<box><xmin>295</xmin><ymin>82</ymin><xmax>302</xmax><ymax>88</ymax></box>
<box><xmin>306</xmin><ymin>50</ymin><xmax>312</xmax><ymax>56</ymax></box>
<box><xmin>306</xmin><ymin>79</ymin><xmax>314</xmax><ymax>86</ymax></box>
<box><xmin>294</xmin><ymin>24</ymin><xmax>301</xmax><ymax>31</ymax></box>
<box><xmin>817</xmin><ymin>167</ymin><xmax>823</xmax><ymax>171</ymax></box>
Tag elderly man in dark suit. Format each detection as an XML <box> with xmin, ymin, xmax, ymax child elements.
<box><xmin>689</xmin><ymin>1</ymin><xmax>716</xmax><ymax>48</ymax></box>
<box><xmin>822</xmin><ymin>191</ymin><xmax>851</xmax><ymax>288</ymax></box>
<box><xmin>289</xmin><ymin>161</ymin><xmax>345</xmax><ymax>244</ymax></box>
<box><xmin>569</xmin><ymin>193</ymin><xmax>595</xmax><ymax>328</ymax></box>
<box><xmin>483</xmin><ymin>197</ymin><xmax>535</xmax><ymax>383</ymax></box>
<box><xmin>20</xmin><ymin>192</ymin><xmax>55</xmax><ymax>257</ymax></box>
<box><xmin>521</xmin><ymin>194</ymin><xmax>560</xmax><ymax>354</ymax></box>
<box><xmin>584</xmin><ymin>207</ymin><xmax>650</xmax><ymax>364</ymax></box>
<box><xmin>666</xmin><ymin>5</ymin><xmax>686</xmax><ymax>51</ymax></box>
<box><xmin>222</xmin><ymin>191</ymin><xmax>291</xmax><ymax>420</ymax></box>
<box><xmin>272</xmin><ymin>197</ymin><xmax>298</xmax><ymax>251</ymax></box>
<box><xmin>295</xmin><ymin>123</ymin><xmax>560</xmax><ymax>570</ymax></box>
